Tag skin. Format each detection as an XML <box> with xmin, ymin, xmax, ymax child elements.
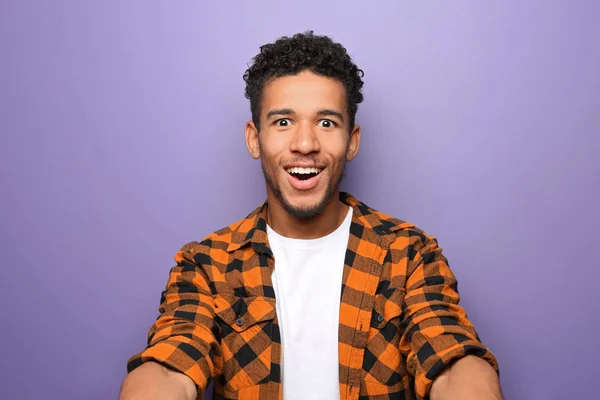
<box><xmin>430</xmin><ymin>355</ymin><xmax>504</xmax><ymax>400</ymax></box>
<box><xmin>119</xmin><ymin>362</ymin><xmax>197</xmax><ymax>400</ymax></box>
<box><xmin>120</xmin><ymin>70</ymin><xmax>361</xmax><ymax>400</ymax></box>
<box><xmin>244</xmin><ymin>70</ymin><xmax>361</xmax><ymax>239</ymax></box>
<box><xmin>245</xmin><ymin>69</ymin><xmax>503</xmax><ymax>399</ymax></box>
<box><xmin>120</xmin><ymin>69</ymin><xmax>503</xmax><ymax>400</ymax></box>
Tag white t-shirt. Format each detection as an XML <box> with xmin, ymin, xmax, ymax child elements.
<box><xmin>267</xmin><ymin>206</ymin><xmax>353</xmax><ymax>400</ymax></box>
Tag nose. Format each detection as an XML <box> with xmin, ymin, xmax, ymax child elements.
<box><xmin>289</xmin><ymin>121</ymin><xmax>321</xmax><ymax>154</ymax></box>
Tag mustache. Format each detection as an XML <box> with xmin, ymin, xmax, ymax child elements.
<box><xmin>282</xmin><ymin>157</ymin><xmax>327</xmax><ymax>167</ymax></box>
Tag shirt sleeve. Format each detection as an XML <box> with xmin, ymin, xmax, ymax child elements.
<box><xmin>127</xmin><ymin>241</ymin><xmax>221</xmax><ymax>391</ymax></box>
<box><xmin>399</xmin><ymin>231</ymin><xmax>499</xmax><ymax>399</ymax></box>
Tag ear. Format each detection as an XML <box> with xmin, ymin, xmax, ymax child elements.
<box><xmin>245</xmin><ymin>121</ymin><xmax>261</xmax><ymax>159</ymax></box>
<box><xmin>345</xmin><ymin>124</ymin><xmax>361</xmax><ymax>162</ymax></box>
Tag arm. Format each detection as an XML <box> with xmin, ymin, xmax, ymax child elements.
<box><xmin>119</xmin><ymin>361</ymin><xmax>197</xmax><ymax>400</ymax></box>
<box><xmin>399</xmin><ymin>231</ymin><xmax>500</xmax><ymax>399</ymax></box>
<box><xmin>120</xmin><ymin>241</ymin><xmax>220</xmax><ymax>400</ymax></box>
<box><xmin>430</xmin><ymin>355</ymin><xmax>503</xmax><ymax>400</ymax></box>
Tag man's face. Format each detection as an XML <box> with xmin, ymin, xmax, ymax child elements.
<box><xmin>245</xmin><ymin>70</ymin><xmax>361</xmax><ymax>219</ymax></box>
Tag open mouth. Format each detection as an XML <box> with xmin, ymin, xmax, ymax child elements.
<box><xmin>286</xmin><ymin>167</ymin><xmax>322</xmax><ymax>181</ymax></box>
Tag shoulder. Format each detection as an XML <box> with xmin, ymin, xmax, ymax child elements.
<box><xmin>176</xmin><ymin>214</ymin><xmax>252</xmax><ymax>258</ymax></box>
<box><xmin>375</xmin><ymin>211</ymin><xmax>446</xmax><ymax>272</ymax></box>
<box><xmin>365</xmin><ymin>204</ymin><xmax>440</xmax><ymax>254</ymax></box>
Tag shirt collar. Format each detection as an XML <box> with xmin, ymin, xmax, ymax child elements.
<box><xmin>225</xmin><ymin>192</ymin><xmax>414</xmax><ymax>254</ymax></box>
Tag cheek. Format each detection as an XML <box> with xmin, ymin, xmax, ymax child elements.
<box><xmin>320</xmin><ymin>135</ymin><xmax>349</xmax><ymax>165</ymax></box>
<box><xmin>259</xmin><ymin>135</ymin><xmax>288</xmax><ymax>168</ymax></box>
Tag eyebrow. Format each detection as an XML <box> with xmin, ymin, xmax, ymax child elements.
<box><xmin>265</xmin><ymin>108</ymin><xmax>345</xmax><ymax>122</ymax></box>
<box><xmin>265</xmin><ymin>108</ymin><xmax>295</xmax><ymax>119</ymax></box>
<box><xmin>317</xmin><ymin>109</ymin><xmax>345</xmax><ymax>123</ymax></box>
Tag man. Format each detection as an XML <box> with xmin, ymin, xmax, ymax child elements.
<box><xmin>120</xmin><ymin>32</ymin><xmax>503</xmax><ymax>400</ymax></box>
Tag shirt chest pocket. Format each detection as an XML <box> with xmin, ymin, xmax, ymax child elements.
<box><xmin>363</xmin><ymin>287</ymin><xmax>407</xmax><ymax>386</ymax></box>
<box><xmin>214</xmin><ymin>294</ymin><xmax>276</xmax><ymax>391</ymax></box>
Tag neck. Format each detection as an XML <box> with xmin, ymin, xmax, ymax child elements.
<box><xmin>266</xmin><ymin>191</ymin><xmax>349</xmax><ymax>239</ymax></box>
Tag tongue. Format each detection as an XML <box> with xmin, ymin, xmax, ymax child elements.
<box><xmin>295</xmin><ymin>173</ymin><xmax>317</xmax><ymax>181</ymax></box>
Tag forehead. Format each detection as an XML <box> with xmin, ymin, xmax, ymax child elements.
<box><xmin>261</xmin><ymin>71</ymin><xmax>347</xmax><ymax>115</ymax></box>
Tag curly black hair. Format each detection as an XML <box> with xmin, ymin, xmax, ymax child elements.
<box><xmin>243</xmin><ymin>31</ymin><xmax>364</xmax><ymax>131</ymax></box>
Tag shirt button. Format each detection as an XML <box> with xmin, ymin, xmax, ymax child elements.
<box><xmin>235</xmin><ymin>318</ymin><xmax>244</xmax><ymax>326</ymax></box>
<box><xmin>377</xmin><ymin>314</ymin><xmax>384</xmax><ymax>322</ymax></box>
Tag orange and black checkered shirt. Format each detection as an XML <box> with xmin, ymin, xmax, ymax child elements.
<box><xmin>128</xmin><ymin>192</ymin><xmax>498</xmax><ymax>399</ymax></box>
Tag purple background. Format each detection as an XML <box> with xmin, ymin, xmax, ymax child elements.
<box><xmin>1</xmin><ymin>1</ymin><xmax>599</xmax><ymax>399</ymax></box>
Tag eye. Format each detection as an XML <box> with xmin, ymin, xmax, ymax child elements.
<box><xmin>275</xmin><ymin>118</ymin><xmax>291</xmax><ymax>127</ymax></box>
<box><xmin>318</xmin><ymin>119</ymin><xmax>336</xmax><ymax>128</ymax></box>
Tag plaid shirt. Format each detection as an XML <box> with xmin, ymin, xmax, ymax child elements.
<box><xmin>128</xmin><ymin>192</ymin><xmax>498</xmax><ymax>399</ymax></box>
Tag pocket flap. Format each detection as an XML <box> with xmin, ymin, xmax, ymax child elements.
<box><xmin>214</xmin><ymin>294</ymin><xmax>276</xmax><ymax>333</ymax></box>
<box><xmin>371</xmin><ymin>288</ymin><xmax>406</xmax><ymax>329</ymax></box>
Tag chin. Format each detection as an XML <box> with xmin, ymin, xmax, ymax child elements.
<box><xmin>263</xmin><ymin>165</ymin><xmax>338</xmax><ymax>220</ymax></box>
<box><xmin>283</xmin><ymin>187</ymin><xmax>324</xmax><ymax>204</ymax></box>
<box><xmin>280</xmin><ymin>190</ymin><xmax>330</xmax><ymax>219</ymax></box>
<box><xmin>283</xmin><ymin>202</ymin><xmax>326</xmax><ymax>220</ymax></box>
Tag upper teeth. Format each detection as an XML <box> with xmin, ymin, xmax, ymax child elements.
<box><xmin>287</xmin><ymin>167</ymin><xmax>322</xmax><ymax>174</ymax></box>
